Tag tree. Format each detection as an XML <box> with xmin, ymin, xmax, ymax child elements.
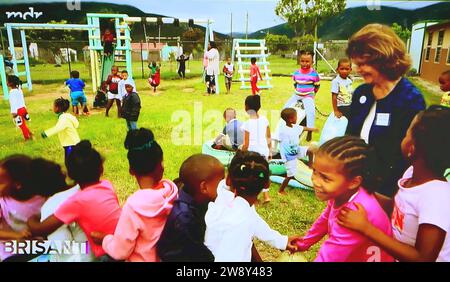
<box><xmin>181</xmin><ymin>28</ymin><xmax>205</xmax><ymax>54</ymax></box>
<box><xmin>275</xmin><ymin>0</ymin><xmax>346</xmax><ymax>39</ymax></box>
<box><xmin>265</xmin><ymin>34</ymin><xmax>291</xmax><ymax>54</ymax></box>
<box><xmin>275</xmin><ymin>0</ymin><xmax>346</xmax><ymax>64</ymax></box>
<box><xmin>391</xmin><ymin>22</ymin><xmax>411</xmax><ymax>43</ymax></box>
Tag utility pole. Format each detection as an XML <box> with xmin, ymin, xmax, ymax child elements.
<box><xmin>245</xmin><ymin>12</ymin><xmax>248</xmax><ymax>40</ymax></box>
<box><xmin>230</xmin><ymin>12</ymin><xmax>233</xmax><ymax>39</ymax></box>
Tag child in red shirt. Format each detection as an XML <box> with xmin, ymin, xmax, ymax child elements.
<box><xmin>102</xmin><ymin>29</ymin><xmax>115</xmax><ymax>56</ymax></box>
<box><xmin>250</xmin><ymin>57</ymin><xmax>263</xmax><ymax>95</ymax></box>
<box><xmin>104</xmin><ymin>66</ymin><xmax>122</xmax><ymax>117</ymax></box>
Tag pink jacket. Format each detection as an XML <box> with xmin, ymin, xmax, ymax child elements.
<box><xmin>102</xmin><ymin>179</ymin><xmax>178</xmax><ymax>262</ymax></box>
<box><xmin>297</xmin><ymin>188</ymin><xmax>395</xmax><ymax>262</ymax></box>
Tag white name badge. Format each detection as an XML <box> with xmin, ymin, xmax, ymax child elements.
<box><xmin>375</xmin><ymin>113</ymin><xmax>390</xmax><ymax>126</ymax></box>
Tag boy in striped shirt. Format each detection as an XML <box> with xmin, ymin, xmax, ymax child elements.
<box><xmin>283</xmin><ymin>50</ymin><xmax>320</xmax><ymax>141</ymax></box>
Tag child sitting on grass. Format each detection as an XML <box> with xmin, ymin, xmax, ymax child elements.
<box><xmin>213</xmin><ymin>108</ymin><xmax>244</xmax><ymax>151</ymax></box>
<box><xmin>27</xmin><ymin>141</ymin><xmax>122</xmax><ymax>260</ymax></box>
<box><xmin>278</xmin><ymin>108</ymin><xmax>318</xmax><ymax>195</ymax></box>
<box><xmin>0</xmin><ymin>156</ymin><xmax>66</xmax><ymax>262</ymax></box>
<box><xmin>290</xmin><ymin>136</ymin><xmax>394</xmax><ymax>262</ymax></box>
<box><xmin>90</xmin><ymin>128</ymin><xmax>178</xmax><ymax>262</ymax></box>
<box><xmin>42</xmin><ymin>97</ymin><xmax>80</xmax><ymax>161</ymax></box>
<box><xmin>204</xmin><ymin>151</ymin><xmax>297</xmax><ymax>262</ymax></box>
<box><xmin>337</xmin><ymin>106</ymin><xmax>450</xmax><ymax>262</ymax></box>
<box><xmin>65</xmin><ymin>70</ymin><xmax>89</xmax><ymax>116</ymax></box>
<box><xmin>157</xmin><ymin>154</ymin><xmax>225</xmax><ymax>262</ymax></box>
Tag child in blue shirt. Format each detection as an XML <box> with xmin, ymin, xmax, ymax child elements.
<box><xmin>65</xmin><ymin>71</ymin><xmax>89</xmax><ymax>116</ymax></box>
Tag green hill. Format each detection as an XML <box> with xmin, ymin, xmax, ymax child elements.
<box><xmin>249</xmin><ymin>2</ymin><xmax>450</xmax><ymax>40</ymax></box>
<box><xmin>0</xmin><ymin>2</ymin><xmax>226</xmax><ymax>41</ymax></box>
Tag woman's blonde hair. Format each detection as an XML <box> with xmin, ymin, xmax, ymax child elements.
<box><xmin>346</xmin><ymin>24</ymin><xmax>411</xmax><ymax>80</ymax></box>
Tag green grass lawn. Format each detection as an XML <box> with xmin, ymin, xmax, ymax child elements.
<box><xmin>0</xmin><ymin>59</ymin><xmax>443</xmax><ymax>262</ymax></box>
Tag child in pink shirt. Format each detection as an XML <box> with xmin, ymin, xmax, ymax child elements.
<box><xmin>291</xmin><ymin>136</ymin><xmax>394</xmax><ymax>262</ymax></box>
<box><xmin>91</xmin><ymin>128</ymin><xmax>178</xmax><ymax>262</ymax></box>
<box><xmin>338</xmin><ymin>106</ymin><xmax>450</xmax><ymax>262</ymax></box>
<box><xmin>27</xmin><ymin>141</ymin><xmax>122</xmax><ymax>259</ymax></box>
<box><xmin>1</xmin><ymin>156</ymin><xmax>67</xmax><ymax>261</ymax></box>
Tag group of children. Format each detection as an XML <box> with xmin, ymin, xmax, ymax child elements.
<box><xmin>0</xmin><ymin>128</ymin><xmax>291</xmax><ymax>262</ymax></box>
<box><xmin>3</xmin><ymin>21</ymin><xmax>450</xmax><ymax>262</ymax></box>
<box><xmin>1</xmin><ymin>103</ymin><xmax>448</xmax><ymax>262</ymax></box>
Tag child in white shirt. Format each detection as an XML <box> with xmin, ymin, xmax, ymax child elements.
<box><xmin>118</xmin><ymin>70</ymin><xmax>136</xmax><ymax>100</ymax></box>
<box><xmin>331</xmin><ymin>58</ymin><xmax>353</xmax><ymax>119</ymax></box>
<box><xmin>241</xmin><ymin>95</ymin><xmax>272</xmax><ymax>203</ymax></box>
<box><xmin>204</xmin><ymin>151</ymin><xmax>297</xmax><ymax>261</ymax></box>
<box><xmin>7</xmin><ymin>75</ymin><xmax>32</xmax><ymax>140</ymax></box>
<box><xmin>278</xmin><ymin>108</ymin><xmax>318</xmax><ymax>194</ymax></box>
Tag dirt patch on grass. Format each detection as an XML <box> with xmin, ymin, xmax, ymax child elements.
<box><xmin>182</xmin><ymin>88</ymin><xmax>196</xmax><ymax>93</ymax></box>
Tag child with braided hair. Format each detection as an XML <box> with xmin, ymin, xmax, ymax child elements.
<box><xmin>90</xmin><ymin>128</ymin><xmax>178</xmax><ymax>262</ymax></box>
<box><xmin>204</xmin><ymin>150</ymin><xmax>297</xmax><ymax>262</ymax></box>
<box><xmin>290</xmin><ymin>135</ymin><xmax>394</xmax><ymax>262</ymax></box>
<box><xmin>338</xmin><ymin>106</ymin><xmax>450</xmax><ymax>262</ymax></box>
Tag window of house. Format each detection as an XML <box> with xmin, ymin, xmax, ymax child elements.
<box><xmin>435</xmin><ymin>30</ymin><xmax>444</xmax><ymax>63</ymax></box>
<box><xmin>425</xmin><ymin>32</ymin><xmax>432</xmax><ymax>61</ymax></box>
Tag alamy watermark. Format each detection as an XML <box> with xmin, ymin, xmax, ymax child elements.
<box><xmin>4</xmin><ymin>240</ymin><xmax>89</xmax><ymax>255</ymax></box>
<box><xmin>366</xmin><ymin>0</ymin><xmax>381</xmax><ymax>10</ymax></box>
<box><xmin>170</xmin><ymin>102</ymin><xmax>283</xmax><ymax>146</ymax></box>
<box><xmin>67</xmin><ymin>0</ymin><xmax>81</xmax><ymax>11</ymax></box>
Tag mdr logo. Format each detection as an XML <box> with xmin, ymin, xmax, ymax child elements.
<box><xmin>5</xmin><ymin>7</ymin><xmax>43</xmax><ymax>20</ymax></box>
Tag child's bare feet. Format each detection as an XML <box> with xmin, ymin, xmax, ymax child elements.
<box><xmin>278</xmin><ymin>191</ymin><xmax>287</xmax><ymax>195</ymax></box>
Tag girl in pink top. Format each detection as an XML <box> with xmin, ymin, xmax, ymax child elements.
<box><xmin>1</xmin><ymin>156</ymin><xmax>67</xmax><ymax>261</ymax></box>
<box><xmin>91</xmin><ymin>128</ymin><xmax>178</xmax><ymax>262</ymax></box>
<box><xmin>291</xmin><ymin>136</ymin><xmax>394</xmax><ymax>262</ymax></box>
<box><xmin>27</xmin><ymin>141</ymin><xmax>122</xmax><ymax>258</ymax></box>
<box><xmin>338</xmin><ymin>106</ymin><xmax>450</xmax><ymax>261</ymax></box>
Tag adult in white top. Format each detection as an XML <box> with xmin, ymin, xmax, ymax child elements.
<box><xmin>206</xmin><ymin>41</ymin><xmax>220</xmax><ymax>76</ymax></box>
<box><xmin>205</xmin><ymin>41</ymin><xmax>220</xmax><ymax>94</ymax></box>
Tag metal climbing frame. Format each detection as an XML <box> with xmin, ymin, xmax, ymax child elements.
<box><xmin>86</xmin><ymin>13</ymin><xmax>134</xmax><ymax>92</ymax></box>
<box><xmin>4</xmin><ymin>13</ymin><xmax>134</xmax><ymax>93</ymax></box>
<box><xmin>232</xmin><ymin>39</ymin><xmax>272</xmax><ymax>90</ymax></box>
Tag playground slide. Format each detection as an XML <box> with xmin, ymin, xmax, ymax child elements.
<box><xmin>101</xmin><ymin>54</ymin><xmax>115</xmax><ymax>83</ymax></box>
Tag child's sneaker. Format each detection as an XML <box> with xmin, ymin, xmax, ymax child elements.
<box><xmin>14</xmin><ymin>116</ymin><xmax>23</xmax><ymax>127</ymax></box>
<box><xmin>24</xmin><ymin>113</ymin><xmax>31</xmax><ymax>121</ymax></box>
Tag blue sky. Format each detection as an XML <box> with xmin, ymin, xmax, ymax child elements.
<box><xmin>3</xmin><ymin>1</ymin><xmax>443</xmax><ymax>33</ymax></box>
